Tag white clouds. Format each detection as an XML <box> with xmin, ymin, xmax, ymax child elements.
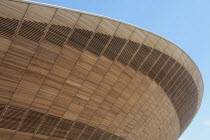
<box><xmin>203</xmin><ymin>120</ymin><xmax>210</xmax><ymax>127</ymax></box>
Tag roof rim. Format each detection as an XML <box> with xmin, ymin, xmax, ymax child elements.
<box><xmin>9</xmin><ymin>0</ymin><xmax>204</xmax><ymax>105</ymax></box>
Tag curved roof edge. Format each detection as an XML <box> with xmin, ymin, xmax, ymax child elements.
<box><xmin>9</xmin><ymin>0</ymin><xmax>204</xmax><ymax>112</ymax></box>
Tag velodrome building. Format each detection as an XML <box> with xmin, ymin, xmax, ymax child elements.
<box><xmin>0</xmin><ymin>0</ymin><xmax>203</xmax><ymax>140</ymax></box>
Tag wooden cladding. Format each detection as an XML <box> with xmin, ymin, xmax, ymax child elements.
<box><xmin>154</xmin><ymin>58</ymin><xmax>176</xmax><ymax>84</ymax></box>
<box><xmin>0</xmin><ymin>106</ymin><xmax>25</xmax><ymax>130</ymax></box>
<box><xmin>0</xmin><ymin>104</ymin><xmax>124</xmax><ymax>140</ymax></box>
<box><xmin>0</xmin><ymin>12</ymin><xmax>199</xmax><ymax>136</ymax></box>
<box><xmin>87</xmin><ymin>33</ymin><xmax>111</xmax><ymax>56</ymax></box>
<box><xmin>68</xmin><ymin>28</ymin><xmax>93</xmax><ymax>51</ymax></box>
<box><xmin>139</xmin><ymin>49</ymin><xmax>161</xmax><ymax>75</ymax></box>
<box><xmin>148</xmin><ymin>53</ymin><xmax>169</xmax><ymax>80</ymax></box>
<box><xmin>103</xmin><ymin>36</ymin><xmax>126</xmax><ymax>60</ymax></box>
<box><xmin>79</xmin><ymin>126</ymin><xmax>95</xmax><ymax>140</ymax></box>
<box><xmin>18</xmin><ymin>20</ymin><xmax>47</xmax><ymax>42</ymax></box>
<box><xmin>45</xmin><ymin>24</ymin><xmax>71</xmax><ymax>46</ymax></box>
<box><xmin>66</xmin><ymin>122</ymin><xmax>86</xmax><ymax>139</ymax></box>
<box><xmin>0</xmin><ymin>17</ymin><xmax>19</xmax><ymax>38</ymax></box>
<box><xmin>19</xmin><ymin>110</ymin><xmax>44</xmax><ymax>133</ymax></box>
<box><xmin>130</xmin><ymin>44</ymin><xmax>152</xmax><ymax>70</ymax></box>
<box><xmin>117</xmin><ymin>41</ymin><xmax>140</xmax><ymax>65</ymax></box>
<box><xmin>53</xmin><ymin>119</ymin><xmax>74</xmax><ymax>138</ymax></box>
<box><xmin>37</xmin><ymin>115</ymin><xmax>60</xmax><ymax>136</ymax></box>
<box><xmin>0</xmin><ymin>104</ymin><xmax>5</xmax><ymax>115</ymax></box>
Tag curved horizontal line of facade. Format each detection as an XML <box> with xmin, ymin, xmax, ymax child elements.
<box><xmin>10</xmin><ymin>0</ymin><xmax>204</xmax><ymax>106</ymax></box>
<box><xmin>0</xmin><ymin>104</ymin><xmax>124</xmax><ymax>140</ymax></box>
<box><xmin>0</xmin><ymin>15</ymin><xmax>197</xmax><ymax>135</ymax></box>
<box><xmin>0</xmin><ymin>0</ymin><xmax>203</xmax><ymax>136</ymax></box>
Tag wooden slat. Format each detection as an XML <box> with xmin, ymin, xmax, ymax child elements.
<box><xmin>0</xmin><ymin>0</ymin><xmax>28</xmax><ymax>20</ymax></box>
<box><xmin>0</xmin><ymin>1</ymin><xmax>202</xmax><ymax>139</ymax></box>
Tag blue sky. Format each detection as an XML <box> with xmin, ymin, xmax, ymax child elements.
<box><xmin>30</xmin><ymin>0</ymin><xmax>210</xmax><ymax>139</ymax></box>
